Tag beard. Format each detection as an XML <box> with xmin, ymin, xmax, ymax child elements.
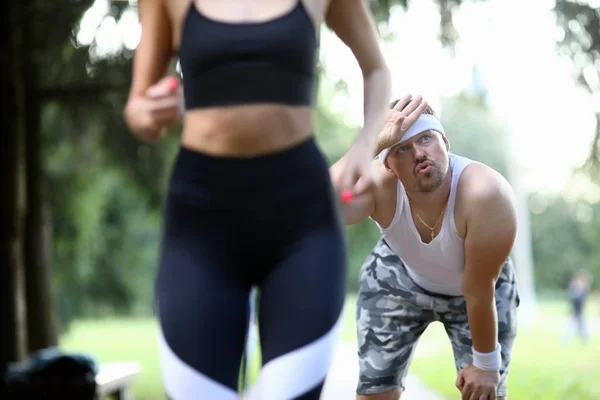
<box><xmin>413</xmin><ymin>160</ymin><xmax>447</xmax><ymax>192</ymax></box>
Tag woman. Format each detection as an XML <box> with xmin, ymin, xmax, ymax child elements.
<box><xmin>124</xmin><ymin>0</ymin><xmax>391</xmax><ymax>398</ymax></box>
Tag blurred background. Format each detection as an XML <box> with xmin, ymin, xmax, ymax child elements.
<box><xmin>1</xmin><ymin>0</ymin><xmax>599</xmax><ymax>399</ymax></box>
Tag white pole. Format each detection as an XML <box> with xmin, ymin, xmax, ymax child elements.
<box><xmin>504</xmin><ymin>121</ymin><xmax>538</xmax><ymax>324</ymax></box>
<box><xmin>479</xmin><ymin>0</ymin><xmax>538</xmax><ymax>325</ymax></box>
<box><xmin>459</xmin><ymin>0</ymin><xmax>538</xmax><ymax>326</ymax></box>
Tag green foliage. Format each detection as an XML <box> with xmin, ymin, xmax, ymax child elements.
<box><xmin>37</xmin><ymin>0</ymin><xmax>183</xmax><ymax>326</ymax></box>
<box><xmin>529</xmin><ymin>193</ymin><xmax>600</xmax><ymax>293</ymax></box>
<box><xmin>553</xmin><ymin>0</ymin><xmax>600</xmax><ymax>175</ymax></box>
<box><xmin>345</xmin><ymin>220</ymin><xmax>383</xmax><ymax>293</ymax></box>
<box><xmin>314</xmin><ymin>77</ymin><xmax>357</xmax><ymax>163</ymax></box>
<box><xmin>45</xmin><ymin>103</ymin><xmax>168</xmax><ymax>322</ymax></box>
<box><xmin>44</xmin><ymin>91</ymin><xmax>180</xmax><ymax>327</ymax></box>
<box><xmin>438</xmin><ymin>93</ymin><xmax>509</xmax><ymax>178</ymax></box>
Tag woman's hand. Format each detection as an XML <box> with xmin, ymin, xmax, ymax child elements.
<box><xmin>335</xmin><ymin>133</ymin><xmax>380</xmax><ymax>200</ymax></box>
<box><xmin>125</xmin><ymin>76</ymin><xmax>184</xmax><ymax>143</ymax></box>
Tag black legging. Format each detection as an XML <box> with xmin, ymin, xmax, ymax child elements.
<box><xmin>155</xmin><ymin>137</ymin><xmax>347</xmax><ymax>399</ymax></box>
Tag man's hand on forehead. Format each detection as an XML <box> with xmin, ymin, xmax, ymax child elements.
<box><xmin>378</xmin><ymin>94</ymin><xmax>428</xmax><ymax>153</ymax></box>
<box><xmin>393</xmin><ymin>94</ymin><xmax>427</xmax><ymax>124</ymax></box>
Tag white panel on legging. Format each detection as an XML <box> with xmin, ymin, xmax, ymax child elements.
<box><xmin>246</xmin><ymin>313</ymin><xmax>344</xmax><ymax>400</ymax></box>
<box><xmin>158</xmin><ymin>330</ymin><xmax>238</xmax><ymax>400</ymax></box>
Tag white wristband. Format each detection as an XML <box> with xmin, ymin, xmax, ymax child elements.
<box><xmin>472</xmin><ymin>343</ymin><xmax>502</xmax><ymax>372</ymax></box>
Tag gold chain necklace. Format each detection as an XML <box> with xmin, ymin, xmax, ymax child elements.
<box><xmin>408</xmin><ymin>198</ymin><xmax>448</xmax><ymax>240</ymax></box>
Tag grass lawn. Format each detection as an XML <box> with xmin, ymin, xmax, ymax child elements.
<box><xmin>59</xmin><ymin>298</ymin><xmax>359</xmax><ymax>400</ymax></box>
<box><xmin>409</xmin><ymin>299</ymin><xmax>600</xmax><ymax>400</ymax></box>
<box><xmin>60</xmin><ymin>297</ymin><xmax>600</xmax><ymax>400</ymax></box>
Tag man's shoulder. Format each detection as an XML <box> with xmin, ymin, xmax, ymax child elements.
<box><xmin>456</xmin><ymin>161</ymin><xmax>515</xmax><ymax>210</ymax></box>
<box><xmin>456</xmin><ymin>160</ymin><xmax>518</xmax><ymax>248</ymax></box>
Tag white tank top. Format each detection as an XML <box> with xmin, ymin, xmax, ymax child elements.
<box><xmin>376</xmin><ymin>154</ymin><xmax>473</xmax><ymax>296</ymax></box>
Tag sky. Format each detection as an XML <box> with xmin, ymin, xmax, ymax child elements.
<box><xmin>77</xmin><ymin>0</ymin><xmax>599</xmax><ymax>201</ymax></box>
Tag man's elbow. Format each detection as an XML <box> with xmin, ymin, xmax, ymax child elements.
<box><xmin>462</xmin><ymin>279</ymin><xmax>496</xmax><ymax>305</ymax></box>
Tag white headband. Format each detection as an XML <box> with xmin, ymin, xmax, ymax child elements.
<box><xmin>378</xmin><ymin>114</ymin><xmax>445</xmax><ymax>162</ymax></box>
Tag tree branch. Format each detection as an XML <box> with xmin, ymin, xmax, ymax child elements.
<box><xmin>10</xmin><ymin>0</ymin><xmax>93</xmax><ymax>36</ymax></box>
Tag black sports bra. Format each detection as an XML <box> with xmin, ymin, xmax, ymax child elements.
<box><xmin>178</xmin><ymin>1</ymin><xmax>318</xmax><ymax>109</ymax></box>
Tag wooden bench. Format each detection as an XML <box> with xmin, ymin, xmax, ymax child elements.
<box><xmin>95</xmin><ymin>361</ymin><xmax>141</xmax><ymax>400</ymax></box>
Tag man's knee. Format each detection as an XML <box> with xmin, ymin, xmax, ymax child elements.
<box><xmin>356</xmin><ymin>388</ymin><xmax>402</xmax><ymax>400</ymax></box>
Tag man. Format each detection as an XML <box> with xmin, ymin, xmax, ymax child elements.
<box><xmin>330</xmin><ymin>94</ymin><xmax>520</xmax><ymax>400</ymax></box>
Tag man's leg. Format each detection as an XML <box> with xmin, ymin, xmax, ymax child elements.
<box><xmin>574</xmin><ymin>301</ymin><xmax>590</xmax><ymax>343</ymax></box>
<box><xmin>355</xmin><ymin>239</ymin><xmax>434</xmax><ymax>400</ymax></box>
<box><xmin>439</xmin><ymin>259</ymin><xmax>519</xmax><ymax>399</ymax></box>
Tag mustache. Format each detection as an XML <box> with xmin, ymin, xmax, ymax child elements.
<box><xmin>413</xmin><ymin>158</ymin><xmax>436</xmax><ymax>176</ymax></box>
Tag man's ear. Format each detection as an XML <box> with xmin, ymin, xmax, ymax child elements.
<box><xmin>442</xmin><ymin>134</ymin><xmax>450</xmax><ymax>152</ymax></box>
<box><xmin>383</xmin><ymin>158</ymin><xmax>393</xmax><ymax>173</ymax></box>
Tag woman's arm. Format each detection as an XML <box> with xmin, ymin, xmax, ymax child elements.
<box><xmin>124</xmin><ymin>0</ymin><xmax>177</xmax><ymax>142</ymax></box>
<box><xmin>325</xmin><ymin>0</ymin><xmax>392</xmax><ymax>155</ymax></box>
<box><xmin>325</xmin><ymin>0</ymin><xmax>392</xmax><ymax>193</ymax></box>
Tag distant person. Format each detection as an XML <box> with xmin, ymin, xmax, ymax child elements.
<box><xmin>565</xmin><ymin>270</ymin><xmax>592</xmax><ymax>344</ymax></box>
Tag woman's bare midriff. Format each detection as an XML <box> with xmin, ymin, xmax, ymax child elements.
<box><xmin>180</xmin><ymin>105</ymin><xmax>314</xmax><ymax>157</ymax></box>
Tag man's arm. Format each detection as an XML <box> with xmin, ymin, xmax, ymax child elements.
<box><xmin>462</xmin><ymin>166</ymin><xmax>517</xmax><ymax>358</ymax></box>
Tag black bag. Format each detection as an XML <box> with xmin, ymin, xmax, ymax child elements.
<box><xmin>5</xmin><ymin>347</ymin><xmax>98</xmax><ymax>400</ymax></box>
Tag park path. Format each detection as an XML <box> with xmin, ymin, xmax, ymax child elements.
<box><xmin>321</xmin><ymin>342</ymin><xmax>445</xmax><ymax>400</ymax></box>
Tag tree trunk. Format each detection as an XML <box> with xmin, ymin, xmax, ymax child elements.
<box><xmin>24</xmin><ymin>113</ymin><xmax>59</xmax><ymax>354</ymax></box>
<box><xmin>23</xmin><ymin>11</ymin><xmax>59</xmax><ymax>353</ymax></box>
<box><xmin>0</xmin><ymin>8</ymin><xmax>29</xmax><ymax>396</ymax></box>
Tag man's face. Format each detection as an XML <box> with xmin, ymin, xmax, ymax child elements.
<box><xmin>384</xmin><ymin>130</ymin><xmax>450</xmax><ymax>193</ymax></box>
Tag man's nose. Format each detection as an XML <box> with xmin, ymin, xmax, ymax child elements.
<box><xmin>412</xmin><ymin>145</ymin><xmax>426</xmax><ymax>162</ymax></box>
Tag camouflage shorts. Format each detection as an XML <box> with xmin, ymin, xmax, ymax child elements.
<box><xmin>356</xmin><ymin>239</ymin><xmax>520</xmax><ymax>397</ymax></box>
